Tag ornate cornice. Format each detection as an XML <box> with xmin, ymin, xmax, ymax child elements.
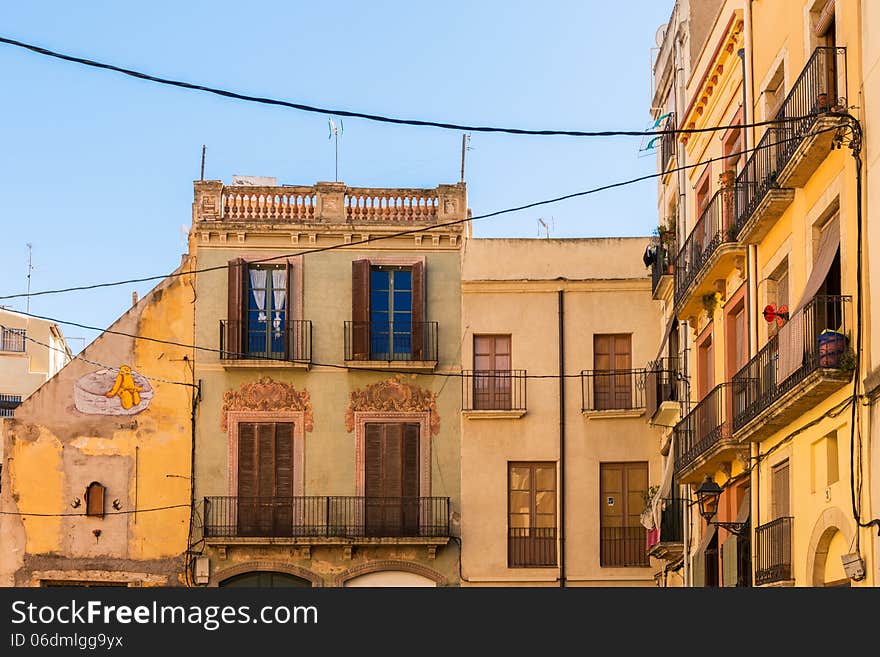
<box><xmin>345</xmin><ymin>376</ymin><xmax>439</xmax><ymax>435</ymax></box>
<box><xmin>221</xmin><ymin>377</ymin><xmax>313</xmax><ymax>432</ymax></box>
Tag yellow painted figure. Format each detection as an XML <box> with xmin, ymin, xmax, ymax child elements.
<box><xmin>105</xmin><ymin>365</ymin><xmax>142</xmax><ymax>410</ymax></box>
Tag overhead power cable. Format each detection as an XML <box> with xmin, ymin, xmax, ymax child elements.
<box><xmin>0</xmin><ymin>124</ymin><xmax>834</xmax><ymax>303</ymax></box>
<box><xmin>0</xmin><ymin>503</ymin><xmax>190</xmax><ymax>518</ymax></box>
<box><xmin>1</xmin><ymin>35</ymin><xmax>816</xmax><ymax>138</ymax></box>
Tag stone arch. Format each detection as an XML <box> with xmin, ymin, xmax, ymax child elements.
<box><xmin>210</xmin><ymin>561</ymin><xmax>323</xmax><ymax>587</ymax></box>
<box><xmin>806</xmin><ymin>506</ymin><xmax>854</xmax><ymax>587</ymax></box>
<box><xmin>334</xmin><ymin>560</ymin><xmax>447</xmax><ymax>587</ymax></box>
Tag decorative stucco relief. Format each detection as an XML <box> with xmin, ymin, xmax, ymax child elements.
<box><xmin>221</xmin><ymin>377</ymin><xmax>313</xmax><ymax>432</ymax></box>
<box><xmin>345</xmin><ymin>376</ymin><xmax>439</xmax><ymax>435</ymax></box>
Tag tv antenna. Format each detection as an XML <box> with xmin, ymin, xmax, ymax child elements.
<box><xmin>328</xmin><ymin>117</ymin><xmax>343</xmax><ymax>182</ymax></box>
<box><xmin>26</xmin><ymin>243</ymin><xmax>33</xmax><ymax>313</ymax></box>
<box><xmin>537</xmin><ymin>217</ymin><xmax>554</xmax><ymax>239</ymax></box>
<box><xmin>460</xmin><ymin>133</ymin><xmax>472</xmax><ymax>182</ymax></box>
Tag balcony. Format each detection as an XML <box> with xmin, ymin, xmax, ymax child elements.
<box><xmin>646</xmin><ymin>357</ymin><xmax>681</xmax><ymax>426</ymax></box>
<box><xmin>203</xmin><ymin>496</ymin><xmax>450</xmax><ymax>548</ymax></box>
<box><xmin>461</xmin><ymin>370</ymin><xmax>527</xmax><ymax>419</ymax></box>
<box><xmin>674</xmin><ymin>383</ymin><xmax>744</xmax><ymax>484</ymax></box>
<box><xmin>732</xmin><ymin>295</ymin><xmax>852</xmax><ymax>442</ymax></box>
<box><xmin>647</xmin><ymin>497</ymin><xmax>685</xmax><ymax>562</ymax></box>
<box><xmin>650</xmin><ymin>240</ymin><xmax>675</xmax><ymax>300</ymax></box>
<box><xmin>600</xmin><ymin>526</ymin><xmax>650</xmax><ymax>567</ymax></box>
<box><xmin>755</xmin><ymin>516</ymin><xmax>793</xmax><ymax>586</ymax></box>
<box><xmin>508</xmin><ymin>527</ymin><xmax>557</xmax><ymax>567</ymax></box>
<box><xmin>735</xmin><ymin>47</ymin><xmax>847</xmax><ymax>244</ymax></box>
<box><xmin>343</xmin><ymin>321</ymin><xmax>438</xmax><ymax>371</ymax></box>
<box><xmin>581</xmin><ymin>368</ymin><xmax>646</xmax><ymax>419</ymax></box>
<box><xmin>219</xmin><ymin>319</ymin><xmax>311</xmax><ymax>367</ymax></box>
<box><xmin>660</xmin><ymin>114</ymin><xmax>676</xmax><ymax>176</ymax></box>
<box><xmin>673</xmin><ymin>188</ymin><xmax>746</xmax><ymax>320</ymax></box>
<box><xmin>775</xmin><ymin>47</ymin><xmax>848</xmax><ymax>188</ymax></box>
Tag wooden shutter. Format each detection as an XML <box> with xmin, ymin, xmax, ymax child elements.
<box><xmin>237</xmin><ymin>423</ymin><xmax>258</xmax><ymax>535</ymax></box>
<box><xmin>403</xmin><ymin>423</ymin><xmax>421</xmax><ymax>534</ymax></box>
<box><xmin>594</xmin><ymin>334</ymin><xmax>632</xmax><ymax>409</ymax></box>
<box><xmin>772</xmin><ymin>461</ymin><xmax>790</xmax><ymax>518</ymax></box>
<box><xmin>722</xmin><ymin>534</ymin><xmax>739</xmax><ymax>587</ymax></box>
<box><xmin>351</xmin><ymin>259</ymin><xmax>371</xmax><ymax>359</ymax></box>
<box><xmin>227</xmin><ymin>258</ymin><xmax>247</xmax><ymax>357</ymax></box>
<box><xmin>85</xmin><ymin>482</ymin><xmax>105</xmax><ymax>518</ymax></box>
<box><xmin>411</xmin><ymin>261</ymin><xmax>426</xmax><ymax>359</ymax></box>
<box><xmin>274</xmin><ymin>422</ymin><xmax>294</xmax><ymax>535</ymax></box>
<box><xmin>692</xmin><ymin>551</ymin><xmax>706</xmax><ymax>587</ymax></box>
<box><xmin>364</xmin><ymin>423</ymin><xmax>382</xmax><ymax>498</ymax></box>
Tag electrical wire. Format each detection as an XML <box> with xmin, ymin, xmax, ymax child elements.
<box><xmin>0</xmin><ymin>35</ymin><xmax>819</xmax><ymax>139</ymax></box>
<box><xmin>0</xmin><ymin>124</ymin><xmax>836</xmax><ymax>304</ymax></box>
<box><xmin>0</xmin><ymin>503</ymin><xmax>190</xmax><ymax>517</ymax></box>
<box><xmin>2</xmin><ymin>324</ymin><xmax>197</xmax><ymax>388</ymax></box>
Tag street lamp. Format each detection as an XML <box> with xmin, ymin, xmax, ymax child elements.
<box><xmin>694</xmin><ymin>474</ymin><xmax>748</xmax><ymax>536</ymax></box>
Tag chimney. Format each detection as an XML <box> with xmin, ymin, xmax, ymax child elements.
<box><xmin>132</xmin><ymin>291</ymin><xmax>139</xmax><ymax>307</ymax></box>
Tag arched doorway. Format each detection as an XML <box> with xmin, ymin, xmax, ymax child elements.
<box><xmin>343</xmin><ymin>571</ymin><xmax>437</xmax><ymax>587</ymax></box>
<box><xmin>219</xmin><ymin>571</ymin><xmax>312</xmax><ymax>587</ymax></box>
<box><xmin>807</xmin><ymin>508</ymin><xmax>856</xmax><ymax>587</ymax></box>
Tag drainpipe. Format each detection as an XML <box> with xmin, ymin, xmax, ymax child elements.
<box><xmin>558</xmin><ymin>289</ymin><xmax>566</xmax><ymax>588</ymax></box>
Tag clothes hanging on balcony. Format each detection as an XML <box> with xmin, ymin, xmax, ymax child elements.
<box><xmin>776</xmin><ymin>216</ymin><xmax>840</xmax><ymax>383</ymax></box>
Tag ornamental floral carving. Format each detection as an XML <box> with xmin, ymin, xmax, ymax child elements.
<box><xmin>221</xmin><ymin>377</ymin><xmax>313</xmax><ymax>432</ymax></box>
<box><xmin>345</xmin><ymin>376</ymin><xmax>439</xmax><ymax>435</ymax></box>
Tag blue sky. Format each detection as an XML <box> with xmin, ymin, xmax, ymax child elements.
<box><xmin>0</xmin><ymin>1</ymin><xmax>672</xmax><ymax>353</ymax></box>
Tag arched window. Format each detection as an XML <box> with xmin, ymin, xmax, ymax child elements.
<box><xmin>84</xmin><ymin>482</ymin><xmax>105</xmax><ymax>518</ymax></box>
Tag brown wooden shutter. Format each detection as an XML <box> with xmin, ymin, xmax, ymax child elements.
<box><xmin>237</xmin><ymin>423</ymin><xmax>258</xmax><ymax>498</ymax></box>
<box><xmin>403</xmin><ymin>423</ymin><xmax>420</xmax><ymax>534</ymax></box>
<box><xmin>275</xmin><ymin>423</ymin><xmax>294</xmax><ymax>497</ymax></box>
<box><xmin>85</xmin><ymin>482</ymin><xmax>105</xmax><ymax>518</ymax></box>
<box><xmin>364</xmin><ymin>423</ymin><xmax>382</xmax><ymax>498</ymax></box>
<box><xmin>411</xmin><ymin>261</ymin><xmax>426</xmax><ymax>359</ymax></box>
<box><xmin>227</xmin><ymin>258</ymin><xmax>247</xmax><ymax>357</ymax></box>
<box><xmin>352</xmin><ymin>259</ymin><xmax>371</xmax><ymax>359</ymax></box>
<box><xmin>257</xmin><ymin>423</ymin><xmax>275</xmax><ymax>497</ymax></box>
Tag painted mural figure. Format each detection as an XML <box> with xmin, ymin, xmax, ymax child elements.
<box><xmin>104</xmin><ymin>365</ymin><xmax>143</xmax><ymax>410</ymax></box>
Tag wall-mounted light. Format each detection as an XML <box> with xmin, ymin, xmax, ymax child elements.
<box><xmin>694</xmin><ymin>475</ymin><xmax>748</xmax><ymax>536</ymax></box>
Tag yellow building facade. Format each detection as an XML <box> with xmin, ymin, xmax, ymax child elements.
<box><xmin>0</xmin><ymin>263</ymin><xmax>195</xmax><ymax>586</ymax></box>
<box><xmin>649</xmin><ymin>0</ymin><xmax>875</xmax><ymax>587</ymax></box>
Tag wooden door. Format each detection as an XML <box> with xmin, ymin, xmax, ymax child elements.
<box><xmin>237</xmin><ymin>422</ymin><xmax>294</xmax><ymax>536</ymax></box>
<box><xmin>600</xmin><ymin>462</ymin><xmax>648</xmax><ymax>566</ymax></box>
<box><xmin>364</xmin><ymin>423</ymin><xmax>420</xmax><ymax>536</ymax></box>
<box><xmin>473</xmin><ymin>335</ymin><xmax>512</xmax><ymax>409</ymax></box>
<box><xmin>593</xmin><ymin>334</ymin><xmax>632</xmax><ymax>410</ymax></box>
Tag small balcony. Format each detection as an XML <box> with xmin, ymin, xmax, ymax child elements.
<box><xmin>646</xmin><ymin>357</ymin><xmax>681</xmax><ymax>426</ymax></box>
<box><xmin>203</xmin><ymin>496</ymin><xmax>450</xmax><ymax>546</ymax></box>
<box><xmin>600</xmin><ymin>526</ymin><xmax>650</xmax><ymax>567</ymax></box>
<box><xmin>674</xmin><ymin>383</ymin><xmax>744</xmax><ymax>484</ymax></box>
<box><xmin>219</xmin><ymin>319</ymin><xmax>311</xmax><ymax>367</ymax></box>
<box><xmin>774</xmin><ymin>47</ymin><xmax>848</xmax><ymax>188</ymax></box>
<box><xmin>660</xmin><ymin>114</ymin><xmax>676</xmax><ymax>176</ymax></box>
<box><xmin>673</xmin><ymin>188</ymin><xmax>746</xmax><ymax>320</ymax></box>
<box><xmin>343</xmin><ymin>320</ymin><xmax>438</xmax><ymax>371</ymax></box>
<box><xmin>732</xmin><ymin>295</ymin><xmax>852</xmax><ymax>442</ymax></box>
<box><xmin>735</xmin><ymin>47</ymin><xmax>847</xmax><ymax>244</ymax></box>
<box><xmin>461</xmin><ymin>370</ymin><xmax>527</xmax><ymax>419</ymax></box>
<box><xmin>508</xmin><ymin>527</ymin><xmax>557</xmax><ymax>567</ymax></box>
<box><xmin>650</xmin><ymin>240</ymin><xmax>676</xmax><ymax>300</ymax></box>
<box><xmin>581</xmin><ymin>368</ymin><xmax>646</xmax><ymax>419</ymax></box>
<box><xmin>647</xmin><ymin>497</ymin><xmax>685</xmax><ymax>562</ymax></box>
<box><xmin>755</xmin><ymin>516</ymin><xmax>793</xmax><ymax>586</ymax></box>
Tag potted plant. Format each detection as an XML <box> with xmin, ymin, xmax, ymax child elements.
<box><xmin>702</xmin><ymin>292</ymin><xmax>718</xmax><ymax>315</ymax></box>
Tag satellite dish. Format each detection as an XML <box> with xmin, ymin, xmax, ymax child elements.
<box><xmin>655</xmin><ymin>24</ymin><xmax>667</xmax><ymax>47</ymax></box>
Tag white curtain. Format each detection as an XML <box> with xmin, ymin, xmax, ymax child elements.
<box><xmin>271</xmin><ymin>269</ymin><xmax>287</xmax><ymax>336</ymax></box>
<box><xmin>249</xmin><ymin>269</ymin><xmax>267</xmax><ymax>322</ymax></box>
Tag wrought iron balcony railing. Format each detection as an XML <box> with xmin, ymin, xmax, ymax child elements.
<box><xmin>219</xmin><ymin>319</ymin><xmax>311</xmax><ymax>362</ymax></box>
<box><xmin>651</xmin><ymin>241</ymin><xmax>676</xmax><ymax>297</ymax></box>
<box><xmin>755</xmin><ymin>516</ymin><xmax>793</xmax><ymax>585</ymax></box>
<box><xmin>344</xmin><ymin>320</ymin><xmax>438</xmax><ymax>362</ymax></box>
<box><xmin>508</xmin><ymin>527</ymin><xmax>557</xmax><ymax>567</ymax></box>
<box><xmin>732</xmin><ymin>295</ymin><xmax>851</xmax><ymax>431</ymax></box>
<box><xmin>581</xmin><ymin>368</ymin><xmax>646</xmax><ymax>412</ymax></box>
<box><xmin>203</xmin><ymin>496</ymin><xmax>450</xmax><ymax>539</ymax></box>
<box><xmin>674</xmin><ymin>382</ymin><xmax>732</xmax><ymax>475</ymax></box>
<box><xmin>674</xmin><ymin>187</ymin><xmax>739</xmax><ymax>308</ymax></box>
<box><xmin>646</xmin><ymin>357</ymin><xmax>680</xmax><ymax>418</ymax></box>
<box><xmin>462</xmin><ymin>370</ymin><xmax>527</xmax><ymax>412</ymax></box>
<box><xmin>600</xmin><ymin>526</ymin><xmax>650</xmax><ymax>567</ymax></box>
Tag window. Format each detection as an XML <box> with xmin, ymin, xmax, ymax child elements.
<box><xmin>0</xmin><ymin>327</ymin><xmax>26</xmax><ymax>353</ymax></box>
<box><xmin>473</xmin><ymin>335</ymin><xmax>512</xmax><ymax>410</ymax></box>
<box><xmin>697</xmin><ymin>329</ymin><xmax>714</xmax><ymax>399</ymax></box>
<box><xmin>764</xmin><ymin>63</ymin><xmax>786</xmax><ymax>120</ymax></box>
<box><xmin>364</xmin><ymin>422</ymin><xmax>420</xmax><ymax>536</ymax></box>
<box><xmin>0</xmin><ymin>394</ymin><xmax>22</xmax><ymax>418</ymax></box>
<box><xmin>722</xmin><ymin>120</ymin><xmax>744</xmax><ymax>175</ymax></box>
<box><xmin>772</xmin><ymin>460</ymin><xmax>790</xmax><ymax>519</ymax></box>
<box><xmin>593</xmin><ymin>334</ymin><xmax>633</xmax><ymax>410</ymax></box>
<box><xmin>226</xmin><ymin>258</ymin><xmax>299</xmax><ymax>360</ymax></box>
<box><xmin>600</xmin><ymin>462</ymin><xmax>649</xmax><ymax>567</ymax></box>
<box><xmin>237</xmin><ymin>422</ymin><xmax>294</xmax><ymax>536</ymax></box>
<box><xmin>826</xmin><ymin>432</ymin><xmax>839</xmax><ymax>485</ymax></box>
<box><xmin>84</xmin><ymin>482</ymin><xmax>105</xmax><ymax>518</ymax></box>
<box><xmin>351</xmin><ymin>259</ymin><xmax>426</xmax><ymax>361</ymax></box>
<box><xmin>508</xmin><ymin>462</ymin><xmax>557</xmax><ymax>567</ymax></box>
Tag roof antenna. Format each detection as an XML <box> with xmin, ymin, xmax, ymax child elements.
<box><xmin>26</xmin><ymin>243</ymin><xmax>33</xmax><ymax>313</ymax></box>
<box><xmin>460</xmin><ymin>133</ymin><xmax>472</xmax><ymax>182</ymax></box>
<box><xmin>200</xmin><ymin>145</ymin><xmax>206</xmax><ymax>181</ymax></box>
<box><xmin>537</xmin><ymin>217</ymin><xmax>554</xmax><ymax>239</ymax></box>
